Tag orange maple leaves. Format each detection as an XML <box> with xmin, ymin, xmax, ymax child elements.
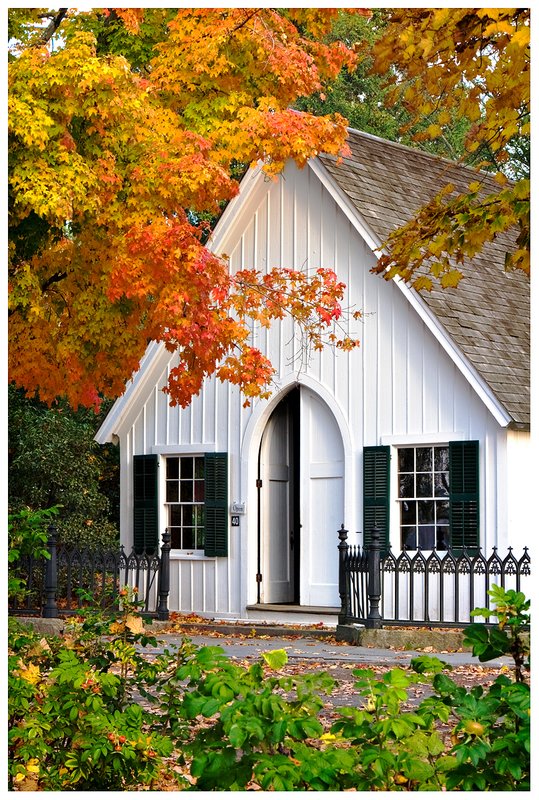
<box><xmin>8</xmin><ymin>8</ymin><xmax>364</xmax><ymax>409</ymax></box>
<box><xmin>151</xmin><ymin>8</ymin><xmax>357</xmax><ymax>175</ymax></box>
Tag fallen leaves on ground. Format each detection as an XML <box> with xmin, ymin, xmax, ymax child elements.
<box><xmin>161</xmin><ymin>613</ymin><xmax>336</xmax><ymax>641</ymax></box>
<box><xmin>93</xmin><ymin>638</ymin><xmax>512</xmax><ymax>792</ymax></box>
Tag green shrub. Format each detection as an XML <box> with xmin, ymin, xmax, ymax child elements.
<box><xmin>8</xmin><ymin>506</ymin><xmax>57</xmax><ymax>603</ymax></box>
<box><xmin>439</xmin><ymin>584</ymin><xmax>530</xmax><ymax>790</ymax></box>
<box><xmin>7</xmin><ymin>583</ymin><xmax>530</xmax><ymax>791</ymax></box>
<box><xmin>8</xmin><ymin>589</ymin><xmax>172</xmax><ymax>790</ymax></box>
<box><xmin>8</xmin><ymin>386</ymin><xmax>120</xmax><ymax>549</ymax></box>
<box><xmin>465</xmin><ymin>583</ymin><xmax>530</xmax><ymax>682</ymax></box>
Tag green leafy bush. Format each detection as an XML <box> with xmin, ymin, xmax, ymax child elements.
<box><xmin>465</xmin><ymin>583</ymin><xmax>530</xmax><ymax>682</ymax></box>
<box><xmin>7</xmin><ymin>583</ymin><xmax>530</xmax><ymax>791</ymax></box>
<box><xmin>8</xmin><ymin>506</ymin><xmax>57</xmax><ymax>602</ymax></box>
<box><xmin>8</xmin><ymin>386</ymin><xmax>119</xmax><ymax>549</ymax></box>
<box><xmin>440</xmin><ymin>584</ymin><xmax>530</xmax><ymax>790</ymax></box>
<box><xmin>8</xmin><ymin>589</ymin><xmax>171</xmax><ymax>790</ymax></box>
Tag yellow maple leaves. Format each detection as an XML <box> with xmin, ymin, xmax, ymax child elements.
<box><xmin>108</xmin><ymin>615</ymin><xmax>144</xmax><ymax>635</ymax></box>
<box><xmin>440</xmin><ymin>270</ymin><xmax>464</xmax><ymax>290</ymax></box>
<box><xmin>9</xmin><ymin>6</ymin><xmax>529</xmax><ymax>407</ymax></box>
<box><xmin>13</xmin><ymin>758</ymin><xmax>40</xmax><ymax>790</ymax></box>
<box><xmin>373</xmin><ymin>8</ymin><xmax>529</xmax><ymax>158</ymax></box>
<box><xmin>370</xmin><ymin>8</ymin><xmax>529</xmax><ymax>289</ymax></box>
<box><xmin>14</xmin><ymin>659</ymin><xmax>41</xmax><ymax>685</ymax></box>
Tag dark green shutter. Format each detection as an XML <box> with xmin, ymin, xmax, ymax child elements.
<box><xmin>133</xmin><ymin>455</ymin><xmax>158</xmax><ymax>554</ymax></box>
<box><xmin>449</xmin><ymin>440</ymin><xmax>479</xmax><ymax>551</ymax></box>
<box><xmin>204</xmin><ymin>453</ymin><xmax>228</xmax><ymax>557</ymax></box>
<box><xmin>363</xmin><ymin>446</ymin><xmax>390</xmax><ymax>550</ymax></box>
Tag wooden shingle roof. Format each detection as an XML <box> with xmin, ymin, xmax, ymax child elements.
<box><xmin>319</xmin><ymin>129</ymin><xmax>530</xmax><ymax>428</ymax></box>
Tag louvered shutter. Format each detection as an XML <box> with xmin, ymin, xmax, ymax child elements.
<box><xmin>363</xmin><ymin>446</ymin><xmax>390</xmax><ymax>550</ymax></box>
<box><xmin>133</xmin><ymin>455</ymin><xmax>158</xmax><ymax>554</ymax></box>
<box><xmin>204</xmin><ymin>453</ymin><xmax>228</xmax><ymax>557</ymax></box>
<box><xmin>449</xmin><ymin>440</ymin><xmax>479</xmax><ymax>551</ymax></box>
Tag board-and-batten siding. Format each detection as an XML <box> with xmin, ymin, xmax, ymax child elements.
<box><xmin>121</xmin><ymin>161</ymin><xmax>515</xmax><ymax>617</ymax></box>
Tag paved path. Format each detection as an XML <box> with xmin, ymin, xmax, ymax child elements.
<box><xmin>144</xmin><ymin>632</ymin><xmax>512</xmax><ymax>668</ymax></box>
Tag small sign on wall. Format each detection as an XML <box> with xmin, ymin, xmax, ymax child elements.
<box><xmin>231</xmin><ymin>502</ymin><xmax>246</xmax><ymax>514</ymax></box>
<box><xmin>231</xmin><ymin>515</ymin><xmax>240</xmax><ymax>527</ymax></box>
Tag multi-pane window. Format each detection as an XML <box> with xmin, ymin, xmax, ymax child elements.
<box><xmin>166</xmin><ymin>456</ymin><xmax>205</xmax><ymax>550</ymax></box>
<box><xmin>398</xmin><ymin>446</ymin><xmax>450</xmax><ymax>550</ymax></box>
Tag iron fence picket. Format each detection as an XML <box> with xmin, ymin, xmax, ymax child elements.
<box><xmin>9</xmin><ymin>526</ymin><xmax>171</xmax><ymax>620</ymax></box>
<box><xmin>337</xmin><ymin>527</ymin><xmax>531</xmax><ymax>628</ymax></box>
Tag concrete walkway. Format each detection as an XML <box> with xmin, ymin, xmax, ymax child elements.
<box><xmin>12</xmin><ymin>616</ymin><xmax>513</xmax><ymax>669</ymax></box>
<box><xmin>145</xmin><ymin>631</ymin><xmax>513</xmax><ymax>669</ymax></box>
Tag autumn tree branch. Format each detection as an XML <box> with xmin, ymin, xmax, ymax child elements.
<box><xmin>8</xmin><ymin>271</ymin><xmax>68</xmax><ymax>318</ymax></box>
<box><xmin>36</xmin><ymin>9</ymin><xmax>68</xmax><ymax>46</ymax></box>
<box><xmin>40</xmin><ymin>272</ymin><xmax>68</xmax><ymax>293</ymax></box>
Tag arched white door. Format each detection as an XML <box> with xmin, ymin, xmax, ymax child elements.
<box><xmin>258</xmin><ymin>387</ymin><xmax>343</xmax><ymax>607</ymax></box>
<box><xmin>259</xmin><ymin>394</ymin><xmax>297</xmax><ymax>603</ymax></box>
<box><xmin>300</xmin><ymin>389</ymin><xmax>344</xmax><ymax>606</ymax></box>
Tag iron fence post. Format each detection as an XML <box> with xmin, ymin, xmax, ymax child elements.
<box><xmin>157</xmin><ymin>529</ymin><xmax>171</xmax><ymax>621</ymax></box>
<box><xmin>366</xmin><ymin>524</ymin><xmax>382</xmax><ymax>629</ymax></box>
<box><xmin>338</xmin><ymin>524</ymin><xmax>350</xmax><ymax>624</ymax></box>
<box><xmin>43</xmin><ymin>523</ymin><xmax>58</xmax><ymax>618</ymax></box>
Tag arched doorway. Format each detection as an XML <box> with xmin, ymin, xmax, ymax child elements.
<box><xmin>257</xmin><ymin>386</ymin><xmax>344</xmax><ymax>607</ymax></box>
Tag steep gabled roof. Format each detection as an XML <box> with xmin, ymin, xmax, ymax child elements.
<box><xmin>319</xmin><ymin>129</ymin><xmax>529</xmax><ymax>428</ymax></box>
<box><xmin>96</xmin><ymin>128</ymin><xmax>530</xmax><ymax>445</ymax></box>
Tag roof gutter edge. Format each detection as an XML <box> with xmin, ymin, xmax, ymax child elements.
<box><xmin>94</xmin><ymin>341</ymin><xmax>167</xmax><ymax>444</ymax></box>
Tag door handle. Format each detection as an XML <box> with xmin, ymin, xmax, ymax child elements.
<box><xmin>290</xmin><ymin>531</ymin><xmax>294</xmax><ymax>549</ymax></box>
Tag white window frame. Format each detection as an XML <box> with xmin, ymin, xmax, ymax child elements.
<box><xmin>381</xmin><ymin>433</ymin><xmax>464</xmax><ymax>552</ymax></box>
<box><xmin>164</xmin><ymin>454</ymin><xmax>206</xmax><ymax>556</ymax></box>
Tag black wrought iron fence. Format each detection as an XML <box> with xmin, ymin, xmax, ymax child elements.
<box><xmin>9</xmin><ymin>525</ymin><xmax>171</xmax><ymax>620</ymax></box>
<box><xmin>338</xmin><ymin>524</ymin><xmax>531</xmax><ymax>629</ymax></box>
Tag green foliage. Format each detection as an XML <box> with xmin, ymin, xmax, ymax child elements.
<box><xmin>438</xmin><ymin>584</ymin><xmax>531</xmax><ymax>791</ymax></box>
<box><xmin>141</xmin><ymin>641</ymin><xmax>338</xmax><ymax>790</ymax></box>
<box><xmin>434</xmin><ymin>671</ymin><xmax>530</xmax><ymax>791</ymax></box>
<box><xmin>76</xmin><ymin>7</ymin><xmax>177</xmax><ymax>71</ymax></box>
<box><xmin>465</xmin><ymin>584</ymin><xmax>530</xmax><ymax>682</ymax></box>
<box><xmin>295</xmin><ymin>11</ymin><xmax>406</xmax><ymax>143</ymax></box>
<box><xmin>8</xmin><ymin>385</ymin><xmax>119</xmax><ymax>548</ymax></box>
<box><xmin>8</xmin><ymin>589</ymin><xmax>169</xmax><ymax>790</ymax></box>
<box><xmin>295</xmin><ymin>9</ymin><xmax>471</xmax><ymax>162</ymax></box>
<box><xmin>8</xmin><ymin>7</ymin><xmax>48</xmax><ymax>54</ymax></box>
<box><xmin>8</xmin><ymin>506</ymin><xmax>57</xmax><ymax>602</ymax></box>
<box><xmin>8</xmin><ymin>585</ymin><xmax>530</xmax><ymax>790</ymax></box>
<box><xmin>329</xmin><ymin>663</ymin><xmax>451</xmax><ymax>790</ymax></box>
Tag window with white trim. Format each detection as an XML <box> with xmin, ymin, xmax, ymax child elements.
<box><xmin>166</xmin><ymin>456</ymin><xmax>205</xmax><ymax>550</ymax></box>
<box><xmin>398</xmin><ymin>446</ymin><xmax>450</xmax><ymax>550</ymax></box>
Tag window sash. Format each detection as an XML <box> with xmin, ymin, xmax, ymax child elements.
<box><xmin>397</xmin><ymin>445</ymin><xmax>450</xmax><ymax>551</ymax></box>
<box><xmin>396</xmin><ymin>442</ymin><xmax>479</xmax><ymax>552</ymax></box>
<box><xmin>164</xmin><ymin>453</ymin><xmax>228</xmax><ymax>556</ymax></box>
<box><xmin>166</xmin><ymin>456</ymin><xmax>205</xmax><ymax>551</ymax></box>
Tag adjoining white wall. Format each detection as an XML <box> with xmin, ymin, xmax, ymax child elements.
<box><xmin>505</xmin><ymin>429</ymin><xmax>533</xmax><ymax>554</ymax></box>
